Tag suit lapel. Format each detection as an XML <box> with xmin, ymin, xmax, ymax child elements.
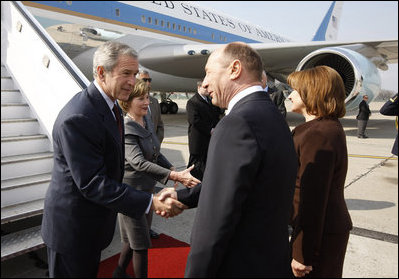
<box><xmin>87</xmin><ymin>83</ymin><xmax>124</xmax><ymax>163</ymax></box>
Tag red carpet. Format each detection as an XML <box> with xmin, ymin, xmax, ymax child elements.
<box><xmin>97</xmin><ymin>234</ymin><xmax>190</xmax><ymax>278</ymax></box>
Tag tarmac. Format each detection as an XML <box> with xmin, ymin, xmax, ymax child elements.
<box><xmin>1</xmin><ymin>97</ymin><xmax>398</xmax><ymax>278</ymax></box>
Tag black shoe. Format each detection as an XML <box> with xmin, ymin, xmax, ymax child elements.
<box><xmin>112</xmin><ymin>266</ymin><xmax>131</xmax><ymax>278</ymax></box>
<box><xmin>150</xmin><ymin>229</ymin><xmax>160</xmax><ymax>239</ymax></box>
<box><xmin>358</xmin><ymin>135</ymin><xmax>369</xmax><ymax>138</ymax></box>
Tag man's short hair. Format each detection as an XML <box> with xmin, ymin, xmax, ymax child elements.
<box><xmin>223</xmin><ymin>42</ymin><xmax>263</xmax><ymax>81</ymax></box>
<box><xmin>93</xmin><ymin>41</ymin><xmax>137</xmax><ymax>79</ymax></box>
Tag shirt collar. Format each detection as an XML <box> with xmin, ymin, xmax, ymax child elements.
<box><xmin>225</xmin><ymin>85</ymin><xmax>263</xmax><ymax>115</ymax></box>
<box><xmin>94</xmin><ymin>79</ymin><xmax>117</xmax><ymax>111</ymax></box>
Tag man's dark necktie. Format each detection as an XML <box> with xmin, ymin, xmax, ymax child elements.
<box><xmin>112</xmin><ymin>104</ymin><xmax>122</xmax><ymax>140</ymax></box>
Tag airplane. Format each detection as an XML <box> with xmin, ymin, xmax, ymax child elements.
<box><xmin>23</xmin><ymin>1</ymin><xmax>398</xmax><ymax>112</ymax></box>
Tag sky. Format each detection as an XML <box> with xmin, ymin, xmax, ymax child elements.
<box><xmin>199</xmin><ymin>1</ymin><xmax>398</xmax><ymax>92</ymax></box>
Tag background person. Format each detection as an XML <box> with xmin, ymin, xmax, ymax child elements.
<box><xmin>287</xmin><ymin>65</ymin><xmax>353</xmax><ymax>278</ymax></box>
<box><xmin>114</xmin><ymin>79</ymin><xmax>200</xmax><ymax>278</ymax></box>
<box><xmin>380</xmin><ymin>93</ymin><xmax>398</xmax><ymax>156</ymax></box>
<box><xmin>261</xmin><ymin>71</ymin><xmax>287</xmax><ymax>118</ymax></box>
<box><xmin>41</xmin><ymin>41</ymin><xmax>185</xmax><ymax>278</ymax></box>
<box><xmin>186</xmin><ymin>80</ymin><xmax>222</xmax><ymax>180</ymax></box>
<box><xmin>137</xmin><ymin>70</ymin><xmax>164</xmax><ymax>144</ymax></box>
<box><xmin>356</xmin><ymin>94</ymin><xmax>371</xmax><ymax>138</ymax></box>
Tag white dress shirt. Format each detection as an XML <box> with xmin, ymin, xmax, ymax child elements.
<box><xmin>225</xmin><ymin>85</ymin><xmax>264</xmax><ymax>115</ymax></box>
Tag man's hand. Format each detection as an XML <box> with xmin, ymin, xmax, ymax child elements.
<box><xmin>155</xmin><ymin>187</ymin><xmax>187</xmax><ymax>216</ymax></box>
<box><xmin>151</xmin><ymin>191</ymin><xmax>187</xmax><ymax>218</ymax></box>
<box><xmin>291</xmin><ymin>258</ymin><xmax>312</xmax><ymax>277</ymax></box>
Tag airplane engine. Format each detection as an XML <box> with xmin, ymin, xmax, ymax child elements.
<box><xmin>296</xmin><ymin>47</ymin><xmax>381</xmax><ymax>111</ymax></box>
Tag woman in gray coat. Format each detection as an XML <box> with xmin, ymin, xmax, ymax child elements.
<box><xmin>113</xmin><ymin>80</ymin><xmax>200</xmax><ymax>278</ymax></box>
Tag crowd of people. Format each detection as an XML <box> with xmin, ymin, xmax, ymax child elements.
<box><xmin>40</xmin><ymin>40</ymin><xmax>397</xmax><ymax>278</ymax></box>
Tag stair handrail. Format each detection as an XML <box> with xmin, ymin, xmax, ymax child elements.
<box><xmin>1</xmin><ymin>1</ymin><xmax>90</xmax><ymax>142</ymax></box>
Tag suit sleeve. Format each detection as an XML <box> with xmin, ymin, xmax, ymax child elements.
<box><xmin>177</xmin><ymin>184</ymin><xmax>202</xmax><ymax>208</ymax></box>
<box><xmin>185</xmin><ymin>115</ymin><xmax>260</xmax><ymax>277</ymax></box>
<box><xmin>57</xmin><ymin>115</ymin><xmax>151</xmax><ymax>219</ymax></box>
<box><xmin>292</xmin><ymin>131</ymin><xmax>335</xmax><ymax>266</ymax></box>
<box><xmin>380</xmin><ymin>94</ymin><xmax>398</xmax><ymax>116</ymax></box>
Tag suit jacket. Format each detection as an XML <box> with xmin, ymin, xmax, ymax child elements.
<box><xmin>41</xmin><ymin>82</ymin><xmax>151</xmax><ymax>257</ymax></box>
<box><xmin>149</xmin><ymin>95</ymin><xmax>164</xmax><ymax>143</ymax></box>
<box><xmin>182</xmin><ymin>91</ymin><xmax>297</xmax><ymax>277</ymax></box>
<box><xmin>290</xmin><ymin>118</ymin><xmax>353</xmax><ymax>266</ymax></box>
<box><xmin>123</xmin><ymin>114</ymin><xmax>172</xmax><ymax>193</ymax></box>
<box><xmin>186</xmin><ymin>93</ymin><xmax>221</xmax><ymax>155</ymax></box>
<box><xmin>356</xmin><ymin>100</ymin><xmax>371</xmax><ymax>120</ymax></box>
<box><xmin>380</xmin><ymin>94</ymin><xmax>398</xmax><ymax>155</ymax></box>
<box><xmin>268</xmin><ymin>85</ymin><xmax>287</xmax><ymax>118</ymax></box>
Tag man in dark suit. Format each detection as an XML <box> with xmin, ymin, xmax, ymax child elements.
<box><xmin>138</xmin><ymin>70</ymin><xmax>164</xmax><ymax>144</ymax></box>
<box><xmin>41</xmin><ymin>41</ymin><xmax>186</xmax><ymax>277</ymax></box>
<box><xmin>380</xmin><ymin>93</ymin><xmax>398</xmax><ymax>155</ymax></box>
<box><xmin>261</xmin><ymin>71</ymin><xmax>287</xmax><ymax>118</ymax></box>
<box><xmin>356</xmin><ymin>94</ymin><xmax>371</xmax><ymax>138</ymax></box>
<box><xmin>159</xmin><ymin>42</ymin><xmax>297</xmax><ymax>277</ymax></box>
<box><xmin>186</xmin><ymin>80</ymin><xmax>222</xmax><ymax>180</ymax></box>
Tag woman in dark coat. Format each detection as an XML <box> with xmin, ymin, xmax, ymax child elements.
<box><xmin>287</xmin><ymin>66</ymin><xmax>353</xmax><ymax>278</ymax></box>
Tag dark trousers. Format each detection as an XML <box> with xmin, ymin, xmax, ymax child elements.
<box><xmin>357</xmin><ymin>120</ymin><xmax>368</xmax><ymax>137</ymax></box>
<box><xmin>187</xmin><ymin>154</ymin><xmax>206</xmax><ymax>181</ymax></box>
<box><xmin>47</xmin><ymin>247</ymin><xmax>101</xmax><ymax>278</ymax></box>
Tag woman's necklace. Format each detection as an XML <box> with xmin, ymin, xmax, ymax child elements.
<box><xmin>127</xmin><ymin>113</ymin><xmax>145</xmax><ymax>127</ymax></box>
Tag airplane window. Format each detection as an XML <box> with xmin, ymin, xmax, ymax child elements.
<box><xmin>148</xmin><ymin>17</ymin><xmax>152</xmax><ymax>24</ymax></box>
<box><xmin>141</xmin><ymin>15</ymin><xmax>146</xmax><ymax>23</ymax></box>
<box><xmin>115</xmin><ymin>9</ymin><xmax>120</xmax><ymax>17</ymax></box>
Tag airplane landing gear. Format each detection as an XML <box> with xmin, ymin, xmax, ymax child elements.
<box><xmin>160</xmin><ymin>93</ymin><xmax>178</xmax><ymax>114</ymax></box>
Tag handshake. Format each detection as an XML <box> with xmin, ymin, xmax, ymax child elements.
<box><xmin>151</xmin><ymin>187</ymin><xmax>186</xmax><ymax>218</ymax></box>
<box><xmin>151</xmin><ymin>165</ymin><xmax>201</xmax><ymax>218</ymax></box>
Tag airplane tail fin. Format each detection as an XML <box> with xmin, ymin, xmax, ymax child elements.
<box><xmin>312</xmin><ymin>1</ymin><xmax>343</xmax><ymax>41</ymax></box>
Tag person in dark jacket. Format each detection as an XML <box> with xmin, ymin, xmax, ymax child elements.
<box><xmin>356</xmin><ymin>95</ymin><xmax>371</xmax><ymax>138</ymax></box>
<box><xmin>287</xmin><ymin>65</ymin><xmax>352</xmax><ymax>278</ymax></box>
<box><xmin>158</xmin><ymin>42</ymin><xmax>297</xmax><ymax>278</ymax></box>
<box><xmin>186</xmin><ymin>80</ymin><xmax>222</xmax><ymax>180</ymax></box>
<box><xmin>380</xmin><ymin>93</ymin><xmax>398</xmax><ymax>155</ymax></box>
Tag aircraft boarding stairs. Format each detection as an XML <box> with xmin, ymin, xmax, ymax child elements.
<box><xmin>1</xmin><ymin>1</ymin><xmax>89</xmax><ymax>261</ymax></box>
<box><xmin>1</xmin><ymin>64</ymin><xmax>51</xmax><ymax>261</ymax></box>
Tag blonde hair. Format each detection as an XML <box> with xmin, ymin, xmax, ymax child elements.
<box><xmin>118</xmin><ymin>79</ymin><xmax>149</xmax><ymax>113</ymax></box>
<box><xmin>287</xmin><ymin>66</ymin><xmax>346</xmax><ymax>118</ymax></box>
